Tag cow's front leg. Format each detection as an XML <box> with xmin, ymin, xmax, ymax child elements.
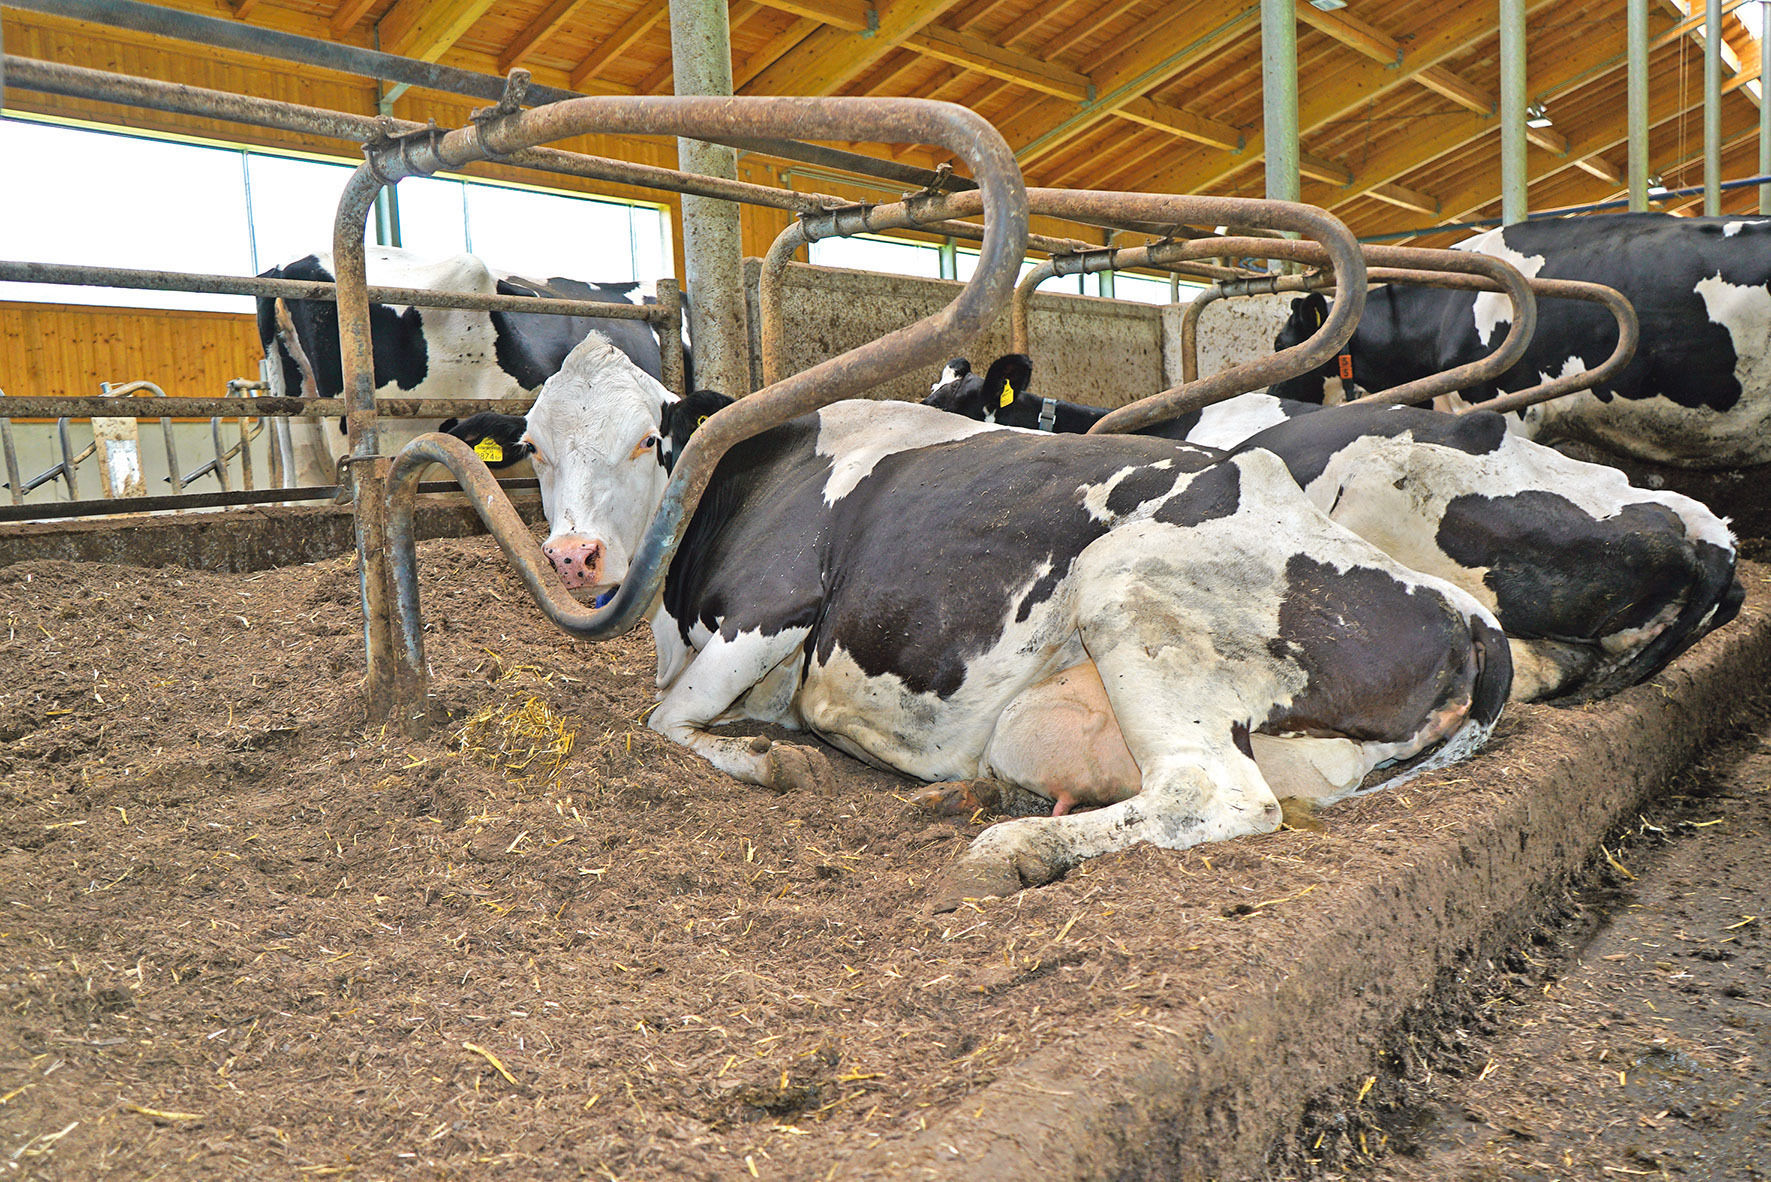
<box><xmin>648</xmin><ymin>626</ymin><xmax>831</xmax><ymax>793</ymax></box>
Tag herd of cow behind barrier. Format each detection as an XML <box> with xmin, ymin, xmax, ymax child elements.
<box><xmin>9</xmin><ymin>202</ymin><xmax>1768</xmax><ymax>906</ymax></box>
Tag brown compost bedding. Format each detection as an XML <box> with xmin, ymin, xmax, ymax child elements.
<box><xmin>0</xmin><ymin>537</ymin><xmax>1751</xmax><ymax>1180</ymax></box>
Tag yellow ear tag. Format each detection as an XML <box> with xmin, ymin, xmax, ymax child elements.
<box><xmin>696</xmin><ymin>414</ymin><xmax>710</xmax><ymax>427</ymax></box>
<box><xmin>474</xmin><ymin>438</ymin><xmax>504</xmax><ymax>463</ymax></box>
<box><xmin>999</xmin><ymin>379</ymin><xmax>1016</xmax><ymax>409</ymax></box>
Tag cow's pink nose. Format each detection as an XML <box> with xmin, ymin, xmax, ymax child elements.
<box><xmin>543</xmin><ymin>535</ymin><xmax>604</xmax><ymax>588</ymax></box>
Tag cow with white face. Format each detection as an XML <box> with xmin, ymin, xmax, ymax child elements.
<box><xmin>257</xmin><ymin>246</ymin><xmax>679</xmax><ymax>489</ymax></box>
<box><xmin>445</xmin><ymin>334</ymin><xmax>1513</xmax><ymax>906</ymax></box>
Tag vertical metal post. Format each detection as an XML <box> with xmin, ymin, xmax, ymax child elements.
<box><xmin>335</xmin><ymin>164</ymin><xmax>412</xmax><ymax>725</ymax></box>
<box><xmin>1500</xmin><ymin>0</ymin><xmax>1529</xmax><ymax>225</ymax></box>
<box><xmin>374</xmin><ymin>93</ymin><xmax>403</xmax><ymax>247</ymax></box>
<box><xmin>1705</xmin><ymin>0</ymin><xmax>1722</xmax><ymax>215</ymax></box>
<box><xmin>1260</xmin><ymin>0</ymin><xmax>1300</xmax><ymax>208</ymax></box>
<box><xmin>1629</xmin><ymin>0</ymin><xmax>1650</xmax><ymax>212</ymax></box>
<box><xmin>938</xmin><ymin>237</ymin><xmax>958</xmax><ymax>281</ymax></box>
<box><xmin>668</xmin><ymin>0</ymin><xmax>752</xmax><ymax>397</ymax></box>
<box><xmin>1762</xmin><ymin>0</ymin><xmax>1770</xmax><ymax>214</ymax></box>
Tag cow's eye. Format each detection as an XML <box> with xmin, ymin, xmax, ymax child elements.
<box><xmin>628</xmin><ymin>434</ymin><xmax>661</xmax><ymax>461</ymax></box>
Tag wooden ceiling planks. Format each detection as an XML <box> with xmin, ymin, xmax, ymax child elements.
<box><xmin>6</xmin><ymin>0</ymin><xmax>1768</xmax><ymax>250</ymax></box>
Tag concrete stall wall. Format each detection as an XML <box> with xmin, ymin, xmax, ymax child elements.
<box><xmin>745</xmin><ymin>260</ymin><xmax>1172</xmax><ymax>407</ymax></box>
<box><xmin>1162</xmin><ymin>291</ymin><xmax>1297</xmax><ymax>388</ymax></box>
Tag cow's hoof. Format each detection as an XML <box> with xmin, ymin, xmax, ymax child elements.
<box><xmin>1278</xmin><ymin>797</ymin><xmax>1327</xmax><ymax>832</ymax></box>
<box><xmin>912</xmin><ymin>780</ymin><xmax>992</xmax><ymax>817</ymax></box>
<box><xmin>928</xmin><ymin>844</ymin><xmax>1065</xmax><ymax>912</ymax></box>
<box><xmin>766</xmin><ymin>743</ymin><xmax>832</xmax><ymax>794</ymax></box>
<box><xmin>912</xmin><ymin>779</ymin><xmax>1054</xmax><ymax>819</ymax></box>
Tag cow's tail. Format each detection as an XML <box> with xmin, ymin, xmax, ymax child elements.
<box><xmin>1553</xmin><ymin>537</ymin><xmax>1743</xmax><ymax>705</ymax></box>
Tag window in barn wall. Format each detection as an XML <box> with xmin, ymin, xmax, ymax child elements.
<box><xmin>395</xmin><ymin>177</ymin><xmax>472</xmax><ymax>258</ymax></box>
<box><xmin>461</xmin><ymin>183</ymin><xmax>668</xmax><ymax>285</ymax></box>
<box><xmin>810</xmin><ymin>233</ymin><xmax>945</xmax><ymax>279</ymax></box>
<box><xmin>0</xmin><ymin>117</ymin><xmax>255</xmax><ymax>312</ymax></box>
<box><xmin>953</xmin><ymin>248</ymin><xmax>1126</xmax><ymax>296</ymax></box>
<box><xmin>243</xmin><ymin>153</ymin><xmax>367</xmax><ymax>273</ymax></box>
<box><xmin>0</xmin><ymin>113</ymin><xmax>673</xmax><ymax>313</ymax></box>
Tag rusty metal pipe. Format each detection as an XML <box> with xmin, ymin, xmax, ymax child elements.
<box><xmin>1460</xmin><ymin>280</ymin><xmax>1639</xmax><ymax>415</ymax></box>
<box><xmin>761</xmin><ymin>190</ymin><xmax>1337</xmax><ymax>391</ymax></box>
<box><xmin>3</xmin><ymin>56</ymin><xmax>835</xmax><ymax>214</ymax></box>
<box><xmin>367</xmin><ymin>97</ymin><xmax>1026</xmax><ymax>726</ymax></box>
<box><xmin>0</xmin><ymin>258</ymin><xmax>672</xmax><ymax>321</ymax></box>
<box><xmin>0</xmin><ymin>396</ymin><xmax>536</xmax><ymax>419</ymax></box>
<box><xmin>1108</xmin><ymin>241</ymin><xmax>1534</xmax><ymax>423</ymax></box>
<box><xmin>1180</xmin><ymin>272</ymin><xmax>1334</xmax><ymax>384</ymax></box>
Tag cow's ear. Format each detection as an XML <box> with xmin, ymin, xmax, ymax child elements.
<box><xmin>982</xmin><ymin>353</ymin><xmax>1034</xmax><ymax>410</ymax></box>
<box><xmin>440</xmin><ymin>411</ymin><xmax>531</xmax><ymax>468</ymax></box>
<box><xmin>659</xmin><ymin>390</ymin><xmax>735</xmax><ymax>473</ymax></box>
<box><xmin>1291</xmin><ymin>292</ymin><xmax>1329</xmax><ymax>330</ymax></box>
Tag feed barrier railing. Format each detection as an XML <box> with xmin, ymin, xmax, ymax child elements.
<box><xmin>372</xmin><ymin>93</ymin><xmax>1029</xmax><ymax>733</ymax></box>
<box><xmin>757</xmin><ymin>188</ymin><xmax>1370</xmax><ymax>416</ymax></box>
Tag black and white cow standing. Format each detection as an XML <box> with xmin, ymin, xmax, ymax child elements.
<box><xmin>442</xmin><ymin>332</ymin><xmax>1512</xmax><ymax>905</ymax></box>
<box><xmin>256</xmin><ymin>246</ymin><xmax>677</xmax><ymax>486</ymax></box>
<box><xmin>930</xmin><ymin>354</ymin><xmax>1742</xmax><ymax>703</ymax></box>
<box><xmin>1267</xmin><ymin>213</ymin><xmax>1771</xmax><ymax>469</ymax></box>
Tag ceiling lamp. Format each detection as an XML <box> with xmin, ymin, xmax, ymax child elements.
<box><xmin>1309</xmin><ymin>0</ymin><xmax>1349</xmax><ymax>10</ymax></box>
<box><xmin>1526</xmin><ymin>102</ymin><xmax>1553</xmax><ymax>128</ymax></box>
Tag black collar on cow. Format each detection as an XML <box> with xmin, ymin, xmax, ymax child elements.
<box><xmin>1037</xmin><ymin>397</ymin><xmax>1058</xmax><ymax>432</ymax></box>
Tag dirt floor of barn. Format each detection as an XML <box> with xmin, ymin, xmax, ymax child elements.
<box><xmin>0</xmin><ymin>538</ymin><xmax>1765</xmax><ymax>1180</ymax></box>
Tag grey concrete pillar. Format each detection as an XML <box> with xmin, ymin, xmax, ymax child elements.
<box><xmin>1259</xmin><ymin>0</ymin><xmax>1299</xmax><ymax>204</ymax></box>
<box><xmin>1762</xmin><ymin>1</ymin><xmax>1770</xmax><ymax>214</ymax></box>
<box><xmin>1629</xmin><ymin>0</ymin><xmax>1649</xmax><ymax>212</ymax></box>
<box><xmin>1500</xmin><ymin>0</ymin><xmax>1528</xmax><ymax>225</ymax></box>
<box><xmin>669</xmin><ymin>0</ymin><xmax>752</xmax><ymax>396</ymax></box>
<box><xmin>1705</xmin><ymin>0</ymin><xmax>1721</xmax><ymax>215</ymax></box>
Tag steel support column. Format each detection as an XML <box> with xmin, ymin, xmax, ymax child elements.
<box><xmin>1260</xmin><ymin>0</ymin><xmax>1300</xmax><ymax>206</ymax></box>
<box><xmin>668</xmin><ymin>0</ymin><xmax>751</xmax><ymax>397</ymax></box>
<box><xmin>1630</xmin><ymin>0</ymin><xmax>1650</xmax><ymax>211</ymax></box>
<box><xmin>1706</xmin><ymin>0</ymin><xmax>1722</xmax><ymax>214</ymax></box>
<box><xmin>1762</xmin><ymin>1</ymin><xmax>1770</xmax><ymax>214</ymax></box>
<box><xmin>1500</xmin><ymin>0</ymin><xmax>1529</xmax><ymax>224</ymax></box>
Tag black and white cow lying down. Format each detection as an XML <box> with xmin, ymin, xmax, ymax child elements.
<box><xmin>257</xmin><ymin>246</ymin><xmax>678</xmax><ymax>486</ymax></box>
<box><xmin>926</xmin><ymin>355</ymin><xmax>1312</xmax><ymax>448</ymax></box>
<box><xmin>443</xmin><ymin>332</ymin><xmax>1512</xmax><ymax>905</ymax></box>
<box><xmin>1267</xmin><ymin>213</ymin><xmax>1771</xmax><ymax>469</ymax></box>
<box><xmin>928</xmin><ymin>355</ymin><xmax>1742</xmax><ymax>703</ymax></box>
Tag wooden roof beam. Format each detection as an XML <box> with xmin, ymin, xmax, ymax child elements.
<box><xmin>1417</xmin><ymin>67</ymin><xmax>1494</xmax><ymax>115</ymax></box>
<box><xmin>1574</xmin><ymin>155</ymin><xmax>1624</xmax><ymax>186</ymax></box>
<box><xmin>1137</xmin><ymin>2</ymin><xmax>1550</xmax><ymax>198</ymax></box>
<box><xmin>500</xmin><ymin>0</ymin><xmax>598</xmax><ymax>72</ymax></box>
<box><xmin>746</xmin><ymin>0</ymin><xmax>874</xmax><ymax>34</ymax></box>
<box><xmin>378</xmin><ymin>0</ymin><xmax>499</xmax><ymax>63</ymax></box>
<box><xmin>1003</xmin><ymin>5</ymin><xmax>1260</xmax><ymax>166</ymax></box>
<box><xmin>1426</xmin><ymin>76</ymin><xmax>1763</xmax><ymax>229</ymax></box>
<box><xmin>905</xmin><ymin>24</ymin><xmax>1092</xmax><ymax>101</ymax></box>
<box><xmin>1367</xmin><ymin>182</ymin><xmax>1442</xmax><ymax>216</ymax></box>
<box><xmin>1113</xmin><ymin>97</ymin><xmax>1242</xmax><ymax>153</ymax></box>
<box><xmin>232</xmin><ymin>0</ymin><xmax>263</xmax><ymax>20</ymax></box>
<box><xmin>1302</xmin><ymin>4</ymin><xmax>1495</xmax><ymax>116</ymax></box>
<box><xmin>568</xmin><ymin>0</ymin><xmax>668</xmax><ymax>89</ymax></box>
<box><xmin>330</xmin><ymin>0</ymin><xmax>380</xmax><ymax>38</ymax></box>
<box><xmin>744</xmin><ymin>0</ymin><xmax>958</xmax><ymax>96</ymax></box>
<box><xmin>1310</xmin><ymin>10</ymin><xmax>1659</xmax><ymax>216</ymax></box>
<box><xmin>1300</xmin><ymin>151</ymin><xmax>1352</xmax><ymax>187</ymax></box>
<box><xmin>734</xmin><ymin>16</ymin><xmax>821</xmax><ymax>88</ymax></box>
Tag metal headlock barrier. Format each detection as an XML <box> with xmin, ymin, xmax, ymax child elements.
<box><xmin>365</xmin><ymin>93</ymin><xmax>1031</xmax><ymax>732</ymax></box>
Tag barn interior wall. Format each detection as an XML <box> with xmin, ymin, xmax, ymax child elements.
<box><xmin>746</xmin><ymin>259</ymin><xmax>1171</xmax><ymax>406</ymax></box>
